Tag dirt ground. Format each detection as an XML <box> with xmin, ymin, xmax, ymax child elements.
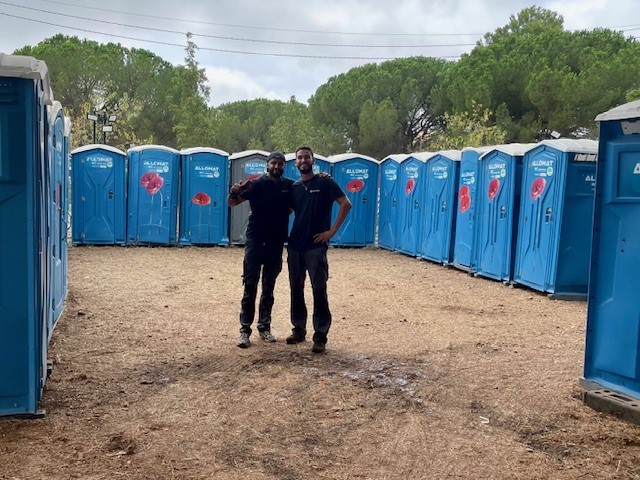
<box><xmin>1</xmin><ymin>246</ymin><xmax>639</xmax><ymax>480</ymax></box>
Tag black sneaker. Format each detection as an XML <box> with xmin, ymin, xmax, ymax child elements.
<box><xmin>286</xmin><ymin>333</ymin><xmax>305</xmax><ymax>344</ymax></box>
<box><xmin>311</xmin><ymin>342</ymin><xmax>326</xmax><ymax>353</ymax></box>
<box><xmin>236</xmin><ymin>332</ymin><xmax>250</xmax><ymax>348</ymax></box>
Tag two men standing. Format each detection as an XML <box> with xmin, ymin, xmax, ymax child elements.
<box><xmin>228</xmin><ymin>146</ymin><xmax>351</xmax><ymax>353</ymax></box>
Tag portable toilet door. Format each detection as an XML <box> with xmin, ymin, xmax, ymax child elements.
<box><xmin>71</xmin><ymin>145</ymin><xmax>127</xmax><ymax>245</ymax></box>
<box><xmin>582</xmin><ymin>100</ymin><xmax>640</xmax><ymax>407</ymax></box>
<box><xmin>127</xmin><ymin>145</ymin><xmax>180</xmax><ymax>245</ymax></box>
<box><xmin>47</xmin><ymin>101</ymin><xmax>67</xmax><ymax>336</ymax></box>
<box><xmin>284</xmin><ymin>152</ymin><xmax>330</xmax><ymax>235</ymax></box>
<box><xmin>377</xmin><ymin>154</ymin><xmax>405</xmax><ymax>250</ymax></box>
<box><xmin>475</xmin><ymin>144</ymin><xmax>534</xmax><ymax>282</ymax></box>
<box><xmin>0</xmin><ymin>53</ymin><xmax>52</xmax><ymax>416</ymax></box>
<box><xmin>419</xmin><ymin>150</ymin><xmax>461</xmax><ymax>264</ymax></box>
<box><xmin>396</xmin><ymin>155</ymin><xmax>426</xmax><ymax>256</ymax></box>
<box><xmin>179</xmin><ymin>147</ymin><xmax>230</xmax><ymax>246</ymax></box>
<box><xmin>329</xmin><ymin>153</ymin><xmax>379</xmax><ymax>246</ymax></box>
<box><xmin>514</xmin><ymin>139</ymin><xmax>598</xmax><ymax>298</ymax></box>
<box><xmin>453</xmin><ymin>147</ymin><xmax>492</xmax><ymax>272</ymax></box>
<box><xmin>229</xmin><ymin>150</ymin><xmax>269</xmax><ymax>245</ymax></box>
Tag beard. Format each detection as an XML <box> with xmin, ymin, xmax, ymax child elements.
<box><xmin>298</xmin><ymin>164</ymin><xmax>312</xmax><ymax>174</ymax></box>
<box><xmin>269</xmin><ymin>169</ymin><xmax>283</xmax><ymax>177</ymax></box>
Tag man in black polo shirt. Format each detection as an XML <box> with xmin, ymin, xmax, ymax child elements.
<box><xmin>286</xmin><ymin>146</ymin><xmax>352</xmax><ymax>353</ymax></box>
<box><xmin>228</xmin><ymin>151</ymin><xmax>293</xmax><ymax>348</ymax></box>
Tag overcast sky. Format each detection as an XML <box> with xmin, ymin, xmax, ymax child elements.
<box><xmin>1</xmin><ymin>0</ymin><xmax>638</xmax><ymax>107</ymax></box>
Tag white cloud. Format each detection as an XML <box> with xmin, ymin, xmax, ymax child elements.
<box><xmin>204</xmin><ymin>66</ymin><xmax>282</xmax><ymax>107</ymax></box>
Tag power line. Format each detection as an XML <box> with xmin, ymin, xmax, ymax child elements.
<box><xmin>0</xmin><ymin>12</ymin><xmax>463</xmax><ymax>60</ymax></box>
<box><xmin>32</xmin><ymin>0</ymin><xmax>485</xmax><ymax>37</ymax></box>
<box><xmin>0</xmin><ymin>1</ymin><xmax>478</xmax><ymax>49</ymax></box>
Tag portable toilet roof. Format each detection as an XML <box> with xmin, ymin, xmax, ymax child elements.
<box><xmin>381</xmin><ymin>153</ymin><xmax>411</xmax><ymax>163</ymax></box>
<box><xmin>284</xmin><ymin>152</ymin><xmax>328</xmax><ymax>161</ymax></box>
<box><xmin>180</xmin><ymin>147</ymin><xmax>229</xmax><ymax>156</ymax></box>
<box><xmin>71</xmin><ymin>144</ymin><xmax>126</xmax><ymax>156</ymax></box>
<box><xmin>479</xmin><ymin>143</ymin><xmax>536</xmax><ymax>159</ymax></box>
<box><xmin>595</xmin><ymin>99</ymin><xmax>640</xmax><ymax>122</ymax></box>
<box><xmin>328</xmin><ymin>152</ymin><xmax>378</xmax><ymax>163</ymax></box>
<box><xmin>537</xmin><ymin>138</ymin><xmax>598</xmax><ymax>154</ymax></box>
<box><xmin>230</xmin><ymin>149</ymin><xmax>270</xmax><ymax>160</ymax></box>
<box><xmin>128</xmin><ymin>144</ymin><xmax>180</xmax><ymax>155</ymax></box>
<box><xmin>0</xmin><ymin>53</ymin><xmax>52</xmax><ymax>104</ymax></box>
<box><xmin>434</xmin><ymin>149</ymin><xmax>462</xmax><ymax>161</ymax></box>
<box><xmin>411</xmin><ymin>151</ymin><xmax>438</xmax><ymax>162</ymax></box>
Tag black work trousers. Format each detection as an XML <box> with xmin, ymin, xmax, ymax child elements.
<box><xmin>287</xmin><ymin>245</ymin><xmax>331</xmax><ymax>343</ymax></box>
<box><xmin>239</xmin><ymin>241</ymin><xmax>283</xmax><ymax>335</ymax></box>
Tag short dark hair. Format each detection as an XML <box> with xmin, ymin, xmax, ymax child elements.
<box><xmin>295</xmin><ymin>145</ymin><xmax>314</xmax><ymax>157</ymax></box>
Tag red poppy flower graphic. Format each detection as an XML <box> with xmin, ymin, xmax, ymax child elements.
<box><xmin>346</xmin><ymin>179</ymin><xmax>365</xmax><ymax>193</ymax></box>
<box><xmin>192</xmin><ymin>192</ymin><xmax>211</xmax><ymax>205</ymax></box>
<box><xmin>405</xmin><ymin>178</ymin><xmax>415</xmax><ymax>195</ymax></box>
<box><xmin>146</xmin><ymin>175</ymin><xmax>164</xmax><ymax>194</ymax></box>
<box><xmin>459</xmin><ymin>194</ymin><xmax>471</xmax><ymax>213</ymax></box>
<box><xmin>458</xmin><ymin>185</ymin><xmax>470</xmax><ymax>200</ymax></box>
<box><xmin>530</xmin><ymin>177</ymin><xmax>546</xmax><ymax>200</ymax></box>
<box><xmin>140</xmin><ymin>172</ymin><xmax>158</xmax><ymax>187</ymax></box>
<box><xmin>488</xmin><ymin>178</ymin><xmax>500</xmax><ymax>200</ymax></box>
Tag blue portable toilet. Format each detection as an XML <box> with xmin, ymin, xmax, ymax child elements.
<box><xmin>46</xmin><ymin>101</ymin><xmax>68</xmax><ymax>336</ymax></box>
<box><xmin>284</xmin><ymin>152</ymin><xmax>330</xmax><ymax>235</ymax></box>
<box><xmin>475</xmin><ymin>144</ymin><xmax>535</xmax><ymax>282</ymax></box>
<box><xmin>377</xmin><ymin>154</ymin><xmax>406</xmax><ymax>251</ymax></box>
<box><xmin>514</xmin><ymin>139</ymin><xmax>598</xmax><ymax>298</ymax></box>
<box><xmin>452</xmin><ymin>146</ymin><xmax>493</xmax><ymax>272</ymax></box>
<box><xmin>72</xmin><ymin>144</ymin><xmax>127</xmax><ymax>245</ymax></box>
<box><xmin>582</xmin><ymin>100</ymin><xmax>640</xmax><ymax>411</ymax></box>
<box><xmin>0</xmin><ymin>53</ymin><xmax>52</xmax><ymax>416</ymax></box>
<box><xmin>328</xmin><ymin>153</ymin><xmax>379</xmax><ymax>246</ymax></box>
<box><xmin>396</xmin><ymin>154</ymin><xmax>427</xmax><ymax>257</ymax></box>
<box><xmin>229</xmin><ymin>150</ymin><xmax>269</xmax><ymax>245</ymax></box>
<box><xmin>179</xmin><ymin>147</ymin><xmax>230</xmax><ymax>246</ymax></box>
<box><xmin>419</xmin><ymin>150</ymin><xmax>462</xmax><ymax>264</ymax></box>
<box><xmin>127</xmin><ymin>145</ymin><xmax>180</xmax><ymax>245</ymax></box>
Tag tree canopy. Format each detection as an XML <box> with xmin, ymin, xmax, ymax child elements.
<box><xmin>11</xmin><ymin>7</ymin><xmax>640</xmax><ymax>157</ymax></box>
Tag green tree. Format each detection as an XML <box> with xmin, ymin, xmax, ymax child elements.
<box><xmin>427</xmin><ymin>103</ymin><xmax>507</xmax><ymax>150</ymax></box>
<box><xmin>309</xmin><ymin>57</ymin><xmax>450</xmax><ymax>156</ymax></box>
<box><xmin>358</xmin><ymin>99</ymin><xmax>400</xmax><ymax>160</ymax></box>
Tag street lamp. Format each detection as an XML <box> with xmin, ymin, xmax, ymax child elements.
<box><xmin>86</xmin><ymin>108</ymin><xmax>117</xmax><ymax>144</ymax></box>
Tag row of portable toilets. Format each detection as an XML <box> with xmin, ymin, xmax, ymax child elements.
<box><xmin>2</xmin><ymin>51</ymin><xmax>640</xmax><ymax>420</ymax></box>
<box><xmin>378</xmin><ymin>140</ymin><xmax>598</xmax><ymax>300</ymax></box>
<box><xmin>71</xmin><ymin>147</ymin><xmax>379</xmax><ymax>248</ymax></box>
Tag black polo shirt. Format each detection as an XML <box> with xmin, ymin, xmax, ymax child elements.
<box><xmin>289</xmin><ymin>175</ymin><xmax>345</xmax><ymax>251</ymax></box>
<box><xmin>241</xmin><ymin>175</ymin><xmax>293</xmax><ymax>244</ymax></box>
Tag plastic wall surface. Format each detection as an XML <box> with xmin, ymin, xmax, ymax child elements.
<box><xmin>0</xmin><ymin>75</ymin><xmax>47</xmax><ymax>416</ymax></box>
<box><xmin>126</xmin><ymin>146</ymin><xmax>180</xmax><ymax>245</ymax></box>
<box><xmin>72</xmin><ymin>145</ymin><xmax>127</xmax><ymax>245</ymax></box>
<box><xmin>329</xmin><ymin>154</ymin><xmax>379</xmax><ymax>246</ymax></box>
<box><xmin>179</xmin><ymin>148</ymin><xmax>230</xmax><ymax>246</ymax></box>
<box><xmin>396</xmin><ymin>156</ymin><xmax>425</xmax><ymax>256</ymax></box>
<box><xmin>474</xmin><ymin>147</ymin><xmax>527</xmax><ymax>281</ymax></box>
<box><xmin>585</xmin><ymin>104</ymin><xmax>640</xmax><ymax>399</ymax></box>
<box><xmin>420</xmin><ymin>152</ymin><xmax>460</xmax><ymax>264</ymax></box>
<box><xmin>514</xmin><ymin>141</ymin><xmax>597</xmax><ymax>297</ymax></box>
<box><xmin>377</xmin><ymin>156</ymin><xmax>402</xmax><ymax>250</ymax></box>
